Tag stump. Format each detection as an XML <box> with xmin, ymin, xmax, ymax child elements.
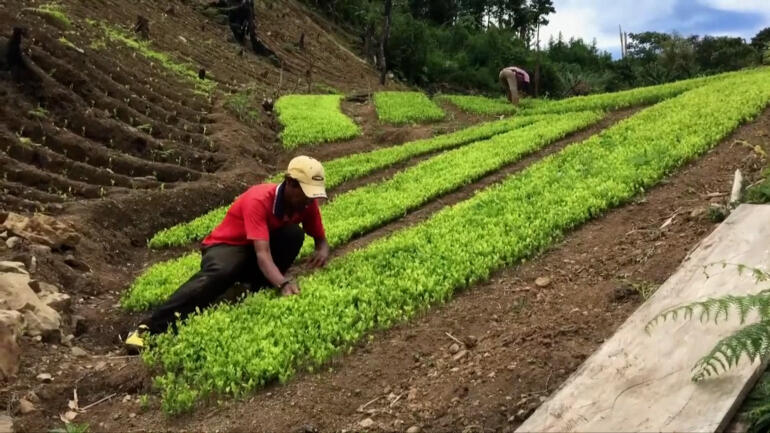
<box><xmin>133</xmin><ymin>15</ymin><xmax>150</xmax><ymax>40</ymax></box>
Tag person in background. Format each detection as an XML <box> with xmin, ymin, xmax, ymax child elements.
<box><xmin>499</xmin><ymin>66</ymin><xmax>530</xmax><ymax>106</ymax></box>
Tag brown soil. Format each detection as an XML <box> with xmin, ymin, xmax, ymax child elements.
<box><xmin>3</xmin><ymin>1</ymin><xmax>770</xmax><ymax>432</ymax></box>
<box><xmin>0</xmin><ymin>0</ymin><xmax>507</xmax><ymax>430</ymax></box>
<box><xmin>5</xmin><ymin>101</ymin><xmax>765</xmax><ymax>433</ymax></box>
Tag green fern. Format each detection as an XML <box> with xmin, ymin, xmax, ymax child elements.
<box><xmin>645</xmin><ymin>290</ymin><xmax>770</xmax><ymax>335</ymax></box>
<box><xmin>742</xmin><ymin>372</ymin><xmax>770</xmax><ymax>433</ymax></box>
<box><xmin>646</xmin><ymin>263</ymin><xmax>770</xmax><ymax>381</ymax></box>
<box><xmin>690</xmin><ymin>319</ymin><xmax>770</xmax><ymax>381</ymax></box>
<box><xmin>647</xmin><ymin>262</ymin><xmax>770</xmax><ymax>430</ymax></box>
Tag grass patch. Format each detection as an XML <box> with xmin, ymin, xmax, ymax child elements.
<box><xmin>26</xmin><ymin>2</ymin><xmax>71</xmax><ymax>29</ymax></box>
<box><xmin>436</xmin><ymin>94</ymin><xmax>517</xmax><ymax>115</ymax></box>
<box><xmin>275</xmin><ymin>94</ymin><xmax>361</xmax><ymax>149</ymax></box>
<box><xmin>313</xmin><ymin>83</ymin><xmax>341</xmax><ymax>94</ymax></box>
<box><xmin>93</xmin><ymin>21</ymin><xmax>215</xmax><ymax>95</ymax></box>
<box><xmin>225</xmin><ymin>88</ymin><xmax>261</xmax><ymax>125</ymax></box>
<box><xmin>746</xmin><ymin>172</ymin><xmax>770</xmax><ymax>204</ymax></box>
<box><xmin>57</xmin><ymin>37</ymin><xmax>78</xmax><ymax>50</ymax></box>
<box><xmin>27</xmin><ymin>106</ymin><xmax>48</xmax><ymax>119</ymax></box>
<box><xmin>374</xmin><ymin>91</ymin><xmax>445</xmax><ymax>124</ymax></box>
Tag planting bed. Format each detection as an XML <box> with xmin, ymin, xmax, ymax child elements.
<box><xmin>275</xmin><ymin>94</ymin><xmax>361</xmax><ymax>149</ymax></box>
<box><xmin>374</xmin><ymin>91</ymin><xmax>446</xmax><ymax>124</ymax></box>
<box><xmin>74</xmin><ymin>81</ymin><xmax>770</xmax><ymax>433</ymax></box>
<box><xmin>436</xmin><ymin>94</ymin><xmax>517</xmax><ymax>115</ymax></box>
<box><xmin>2</xmin><ymin>1</ymin><xmax>770</xmax><ymax>431</ymax></box>
<box><xmin>134</xmin><ymin>70</ymin><xmax>770</xmax><ymax>413</ymax></box>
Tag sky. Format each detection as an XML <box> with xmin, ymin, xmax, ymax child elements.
<box><xmin>540</xmin><ymin>0</ymin><xmax>770</xmax><ymax>58</ymax></box>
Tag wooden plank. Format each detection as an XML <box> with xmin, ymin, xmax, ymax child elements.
<box><xmin>517</xmin><ymin>204</ymin><xmax>770</xmax><ymax>433</ymax></box>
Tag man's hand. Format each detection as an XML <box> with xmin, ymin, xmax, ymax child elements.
<box><xmin>308</xmin><ymin>238</ymin><xmax>330</xmax><ymax>268</ymax></box>
<box><xmin>281</xmin><ymin>281</ymin><xmax>300</xmax><ymax>296</ymax></box>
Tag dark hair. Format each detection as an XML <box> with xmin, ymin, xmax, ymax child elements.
<box><xmin>283</xmin><ymin>174</ymin><xmax>300</xmax><ymax>187</ymax></box>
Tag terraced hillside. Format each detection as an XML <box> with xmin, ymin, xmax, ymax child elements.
<box><xmin>0</xmin><ymin>0</ymin><xmax>413</xmax><ymax>216</ymax></box>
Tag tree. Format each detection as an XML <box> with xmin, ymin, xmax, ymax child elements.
<box><xmin>528</xmin><ymin>0</ymin><xmax>555</xmax><ymax>30</ymax></box>
<box><xmin>751</xmin><ymin>27</ymin><xmax>770</xmax><ymax>51</ymax></box>
<box><xmin>409</xmin><ymin>0</ymin><xmax>458</xmax><ymax>25</ymax></box>
<box><xmin>379</xmin><ymin>0</ymin><xmax>393</xmax><ymax>85</ymax></box>
<box><xmin>695</xmin><ymin>36</ymin><xmax>758</xmax><ymax>73</ymax></box>
<box><xmin>764</xmin><ymin>43</ymin><xmax>770</xmax><ymax>65</ymax></box>
<box><xmin>626</xmin><ymin>31</ymin><xmax>672</xmax><ymax>61</ymax></box>
<box><xmin>657</xmin><ymin>34</ymin><xmax>698</xmax><ymax>80</ymax></box>
<box><xmin>457</xmin><ymin>0</ymin><xmax>487</xmax><ymax>29</ymax></box>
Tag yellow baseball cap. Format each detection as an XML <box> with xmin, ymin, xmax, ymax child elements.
<box><xmin>287</xmin><ymin>156</ymin><xmax>327</xmax><ymax>199</ymax></box>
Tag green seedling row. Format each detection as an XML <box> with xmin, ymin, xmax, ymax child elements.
<box><xmin>146</xmin><ymin>114</ymin><xmax>552</xmax><ymax>250</ymax></box>
<box><xmin>145</xmin><ymin>68</ymin><xmax>770</xmax><ymax>413</ymax></box>
<box><xmin>520</xmin><ymin>72</ymin><xmax>729</xmax><ymax>115</ymax></box>
<box><xmin>122</xmin><ymin>112</ymin><xmax>601</xmax><ymax>311</ymax></box>
<box><xmin>275</xmin><ymin>95</ymin><xmax>361</xmax><ymax>149</ymax></box>
<box><xmin>146</xmin><ymin>73</ymin><xmax>735</xmax><ymax>250</ymax></box>
<box><xmin>296</xmin><ymin>110</ymin><xmax>603</xmax><ymax>257</ymax></box>
<box><xmin>374</xmin><ymin>91</ymin><xmax>446</xmax><ymax>124</ymax></box>
<box><xmin>436</xmin><ymin>94</ymin><xmax>517</xmax><ymax>115</ymax></box>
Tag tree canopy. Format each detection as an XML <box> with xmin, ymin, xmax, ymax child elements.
<box><xmin>302</xmin><ymin>1</ymin><xmax>766</xmax><ymax>97</ymax></box>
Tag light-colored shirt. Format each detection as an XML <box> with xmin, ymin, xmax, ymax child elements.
<box><xmin>504</xmin><ymin>66</ymin><xmax>530</xmax><ymax>83</ymax></box>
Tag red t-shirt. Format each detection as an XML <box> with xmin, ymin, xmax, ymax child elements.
<box><xmin>202</xmin><ymin>183</ymin><xmax>325</xmax><ymax>246</ymax></box>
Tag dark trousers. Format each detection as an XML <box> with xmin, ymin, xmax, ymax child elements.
<box><xmin>145</xmin><ymin>224</ymin><xmax>304</xmax><ymax>334</ymax></box>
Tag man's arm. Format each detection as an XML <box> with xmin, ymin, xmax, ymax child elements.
<box><xmin>253</xmin><ymin>240</ymin><xmax>299</xmax><ymax>295</ymax></box>
<box><xmin>303</xmin><ymin>201</ymin><xmax>328</xmax><ymax>268</ymax></box>
<box><xmin>308</xmin><ymin>236</ymin><xmax>330</xmax><ymax>268</ymax></box>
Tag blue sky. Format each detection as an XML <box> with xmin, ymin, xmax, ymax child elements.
<box><xmin>541</xmin><ymin>0</ymin><xmax>770</xmax><ymax>58</ymax></box>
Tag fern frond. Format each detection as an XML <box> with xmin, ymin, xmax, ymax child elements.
<box><xmin>743</xmin><ymin>372</ymin><xmax>770</xmax><ymax>433</ymax></box>
<box><xmin>703</xmin><ymin>262</ymin><xmax>770</xmax><ymax>284</ymax></box>
<box><xmin>645</xmin><ymin>291</ymin><xmax>770</xmax><ymax>334</ymax></box>
<box><xmin>691</xmin><ymin>320</ymin><xmax>770</xmax><ymax>382</ymax></box>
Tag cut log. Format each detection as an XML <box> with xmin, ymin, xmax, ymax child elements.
<box><xmin>517</xmin><ymin>204</ymin><xmax>770</xmax><ymax>433</ymax></box>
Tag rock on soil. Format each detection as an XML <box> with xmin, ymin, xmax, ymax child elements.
<box><xmin>452</xmin><ymin>350</ymin><xmax>469</xmax><ymax>361</ymax></box>
<box><xmin>63</xmin><ymin>255</ymin><xmax>91</xmax><ymax>273</ymax></box>
<box><xmin>0</xmin><ymin>263</ymin><xmax>65</xmax><ymax>339</ymax></box>
<box><xmin>18</xmin><ymin>399</ymin><xmax>35</xmax><ymax>414</ymax></box>
<box><xmin>406</xmin><ymin>426</ymin><xmax>421</xmax><ymax>433</ymax></box>
<box><xmin>359</xmin><ymin>418</ymin><xmax>375</xmax><ymax>428</ymax></box>
<box><xmin>2</xmin><ymin>212</ymin><xmax>80</xmax><ymax>249</ymax></box>
<box><xmin>29</xmin><ymin>244</ymin><xmax>52</xmax><ymax>256</ymax></box>
<box><xmin>5</xmin><ymin>237</ymin><xmax>20</xmax><ymax>249</ymax></box>
<box><xmin>535</xmin><ymin>276</ymin><xmax>552</xmax><ymax>287</ymax></box>
<box><xmin>35</xmin><ymin>373</ymin><xmax>52</xmax><ymax>383</ymax></box>
<box><xmin>0</xmin><ymin>310</ymin><xmax>23</xmax><ymax>381</ymax></box>
<box><xmin>0</xmin><ymin>415</ymin><xmax>13</xmax><ymax>433</ymax></box>
<box><xmin>0</xmin><ymin>262</ymin><xmax>27</xmax><ymax>274</ymax></box>
<box><xmin>70</xmin><ymin>346</ymin><xmax>88</xmax><ymax>357</ymax></box>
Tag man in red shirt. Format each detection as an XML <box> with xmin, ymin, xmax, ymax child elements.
<box><xmin>126</xmin><ymin>156</ymin><xmax>330</xmax><ymax>348</ymax></box>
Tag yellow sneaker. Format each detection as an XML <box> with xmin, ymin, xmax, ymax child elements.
<box><xmin>125</xmin><ymin>324</ymin><xmax>149</xmax><ymax>352</ymax></box>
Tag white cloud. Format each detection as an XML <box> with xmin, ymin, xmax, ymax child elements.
<box><xmin>541</xmin><ymin>0</ymin><xmax>677</xmax><ymax>51</ymax></box>
<box><xmin>540</xmin><ymin>0</ymin><xmax>770</xmax><ymax>56</ymax></box>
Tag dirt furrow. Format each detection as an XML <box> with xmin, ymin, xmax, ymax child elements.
<box><xmin>310</xmin><ymin>107</ymin><xmax>642</xmax><ymax>268</ymax></box>
<box><xmin>0</xmin><ymin>127</ymin><xmax>159</xmax><ymax>190</ymax></box>
<box><xmin>69</xmin><ymin>104</ymin><xmax>770</xmax><ymax>433</ymax></box>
